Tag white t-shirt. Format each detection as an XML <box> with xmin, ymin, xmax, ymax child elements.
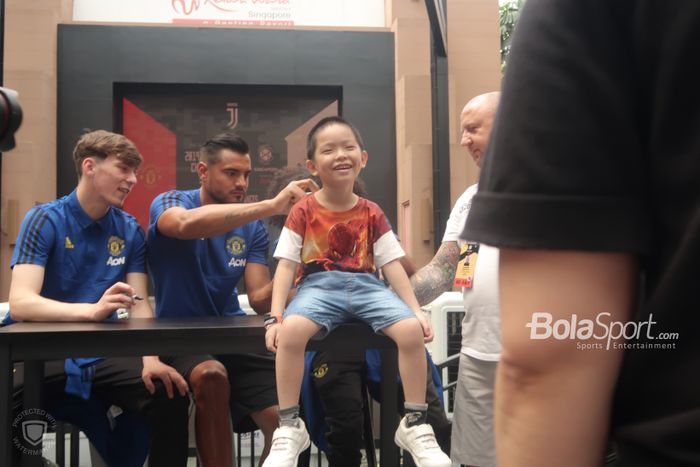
<box><xmin>442</xmin><ymin>184</ymin><xmax>501</xmax><ymax>361</ymax></box>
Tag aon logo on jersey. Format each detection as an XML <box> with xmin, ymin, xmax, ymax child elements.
<box><xmin>228</xmin><ymin>258</ymin><xmax>247</xmax><ymax>268</ymax></box>
<box><xmin>106</xmin><ymin>256</ymin><xmax>126</xmax><ymax>266</ymax></box>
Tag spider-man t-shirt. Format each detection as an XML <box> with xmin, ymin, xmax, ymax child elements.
<box><xmin>273</xmin><ymin>194</ymin><xmax>404</xmax><ymax>278</ymax></box>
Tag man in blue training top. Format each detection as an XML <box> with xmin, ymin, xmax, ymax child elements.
<box><xmin>8</xmin><ymin>130</ymin><xmax>190</xmax><ymax>466</ymax></box>
<box><xmin>147</xmin><ymin>131</ymin><xmax>317</xmax><ymax>466</ymax></box>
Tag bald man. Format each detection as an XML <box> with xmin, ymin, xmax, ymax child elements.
<box><xmin>411</xmin><ymin>91</ymin><xmax>501</xmax><ymax>467</ymax></box>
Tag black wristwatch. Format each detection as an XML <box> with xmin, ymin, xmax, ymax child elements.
<box><xmin>263</xmin><ymin>313</ymin><xmax>282</xmax><ymax>329</ymax></box>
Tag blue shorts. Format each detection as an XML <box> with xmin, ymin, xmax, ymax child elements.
<box><xmin>284</xmin><ymin>270</ymin><xmax>417</xmax><ymax>336</ymax></box>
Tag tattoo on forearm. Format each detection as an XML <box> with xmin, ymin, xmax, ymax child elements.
<box><xmin>410</xmin><ymin>242</ymin><xmax>460</xmax><ymax>306</ymax></box>
<box><xmin>224</xmin><ymin>203</ymin><xmax>266</xmax><ymax>223</ymax></box>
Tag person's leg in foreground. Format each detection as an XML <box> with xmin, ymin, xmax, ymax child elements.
<box><xmin>381</xmin><ymin>318</ymin><xmax>451</xmax><ymax>467</ymax></box>
<box><xmin>263</xmin><ymin>314</ymin><xmax>323</xmax><ymax>466</ymax></box>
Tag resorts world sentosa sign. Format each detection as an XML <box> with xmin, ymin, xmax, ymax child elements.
<box><xmin>72</xmin><ymin>0</ymin><xmax>385</xmax><ymax>27</ymax></box>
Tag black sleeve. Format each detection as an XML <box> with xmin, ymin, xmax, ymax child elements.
<box><xmin>465</xmin><ymin>0</ymin><xmax>650</xmax><ymax>254</ymax></box>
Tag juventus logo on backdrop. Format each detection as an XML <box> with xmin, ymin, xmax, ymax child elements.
<box><xmin>227</xmin><ymin>103</ymin><xmax>239</xmax><ymax>129</ymax></box>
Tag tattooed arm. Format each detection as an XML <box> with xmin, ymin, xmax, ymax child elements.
<box><xmin>410</xmin><ymin>241</ymin><xmax>461</xmax><ymax>306</ymax></box>
<box><xmin>156</xmin><ymin>179</ymin><xmax>318</xmax><ymax>240</ymax></box>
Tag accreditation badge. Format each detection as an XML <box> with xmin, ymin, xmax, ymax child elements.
<box><xmin>454</xmin><ymin>242</ymin><xmax>479</xmax><ymax>288</ymax></box>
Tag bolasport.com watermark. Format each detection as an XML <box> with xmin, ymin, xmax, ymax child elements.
<box><xmin>526</xmin><ymin>312</ymin><xmax>679</xmax><ymax>351</ymax></box>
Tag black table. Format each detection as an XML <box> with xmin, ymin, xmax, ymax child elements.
<box><xmin>0</xmin><ymin>316</ymin><xmax>400</xmax><ymax>466</ymax></box>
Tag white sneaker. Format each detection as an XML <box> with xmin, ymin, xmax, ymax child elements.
<box><xmin>394</xmin><ymin>415</ymin><xmax>452</xmax><ymax>467</ymax></box>
<box><xmin>261</xmin><ymin>419</ymin><xmax>311</xmax><ymax>467</ymax></box>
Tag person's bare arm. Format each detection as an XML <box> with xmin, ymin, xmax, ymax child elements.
<box><xmin>124</xmin><ymin>272</ymin><xmax>152</xmax><ymax>318</ymax></box>
<box><xmin>270</xmin><ymin>259</ymin><xmax>297</xmax><ymax>319</ymax></box>
<box><xmin>9</xmin><ymin>264</ymin><xmax>136</xmax><ymax>322</ymax></box>
<box><xmin>265</xmin><ymin>258</ymin><xmax>298</xmax><ymax>352</ymax></box>
<box><xmin>157</xmin><ymin>179</ymin><xmax>318</xmax><ymax>240</ymax></box>
<box><xmin>244</xmin><ymin>262</ymin><xmax>273</xmax><ymax>315</ymax></box>
<box><xmin>410</xmin><ymin>241</ymin><xmax>460</xmax><ymax>306</ymax></box>
<box><xmin>399</xmin><ymin>254</ymin><xmax>418</xmax><ymax>277</ymax></box>
<box><xmin>496</xmin><ymin>249</ymin><xmax>637</xmax><ymax>467</ymax></box>
<box><xmin>382</xmin><ymin>259</ymin><xmax>434</xmax><ymax>342</ymax></box>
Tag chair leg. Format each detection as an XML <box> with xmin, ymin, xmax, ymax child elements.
<box><xmin>55</xmin><ymin>422</ymin><xmax>66</xmax><ymax>467</ymax></box>
<box><xmin>297</xmin><ymin>445</ymin><xmax>311</xmax><ymax>467</ymax></box>
<box><xmin>69</xmin><ymin>424</ymin><xmax>79</xmax><ymax>467</ymax></box>
<box><xmin>249</xmin><ymin>432</ymin><xmax>254</xmax><ymax>467</ymax></box>
<box><xmin>237</xmin><ymin>432</ymin><xmax>242</xmax><ymax>467</ymax></box>
<box><xmin>361</xmin><ymin>384</ymin><xmax>377</xmax><ymax>467</ymax></box>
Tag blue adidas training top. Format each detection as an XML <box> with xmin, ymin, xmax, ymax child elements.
<box><xmin>147</xmin><ymin>189</ymin><xmax>269</xmax><ymax>318</ymax></box>
<box><xmin>9</xmin><ymin>189</ymin><xmax>146</xmax><ymax>398</ymax></box>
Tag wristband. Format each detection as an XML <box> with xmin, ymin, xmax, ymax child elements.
<box><xmin>263</xmin><ymin>313</ymin><xmax>282</xmax><ymax>329</ymax></box>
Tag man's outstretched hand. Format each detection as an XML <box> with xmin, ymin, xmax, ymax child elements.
<box><xmin>270</xmin><ymin>179</ymin><xmax>320</xmax><ymax>215</ymax></box>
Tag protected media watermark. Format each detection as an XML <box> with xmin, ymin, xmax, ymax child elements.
<box><xmin>12</xmin><ymin>408</ymin><xmax>56</xmax><ymax>456</ymax></box>
<box><xmin>526</xmin><ymin>312</ymin><xmax>679</xmax><ymax>350</ymax></box>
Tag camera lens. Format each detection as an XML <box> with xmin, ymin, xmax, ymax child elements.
<box><xmin>0</xmin><ymin>86</ymin><xmax>23</xmax><ymax>152</ymax></box>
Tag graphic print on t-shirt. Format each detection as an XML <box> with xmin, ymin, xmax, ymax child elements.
<box><xmin>285</xmin><ymin>196</ymin><xmax>391</xmax><ymax>276</ymax></box>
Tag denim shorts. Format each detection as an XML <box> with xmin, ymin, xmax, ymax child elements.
<box><xmin>284</xmin><ymin>270</ymin><xmax>417</xmax><ymax>336</ymax></box>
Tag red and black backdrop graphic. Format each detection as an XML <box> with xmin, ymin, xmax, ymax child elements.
<box><xmin>117</xmin><ymin>83</ymin><xmax>340</xmax><ymax>230</ymax></box>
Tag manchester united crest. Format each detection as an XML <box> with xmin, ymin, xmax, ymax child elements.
<box><xmin>139</xmin><ymin>164</ymin><xmax>162</xmax><ymax>188</ymax></box>
<box><xmin>108</xmin><ymin>236</ymin><xmax>125</xmax><ymax>257</ymax></box>
<box><xmin>312</xmin><ymin>364</ymin><xmax>329</xmax><ymax>379</ymax></box>
<box><xmin>226</xmin><ymin>236</ymin><xmax>246</xmax><ymax>256</ymax></box>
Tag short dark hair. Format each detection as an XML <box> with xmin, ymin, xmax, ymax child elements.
<box><xmin>352</xmin><ymin>177</ymin><xmax>368</xmax><ymax>198</ymax></box>
<box><xmin>267</xmin><ymin>165</ymin><xmax>319</xmax><ymax>200</ymax></box>
<box><xmin>201</xmin><ymin>132</ymin><xmax>250</xmax><ymax>164</ymax></box>
<box><xmin>72</xmin><ymin>130</ymin><xmax>142</xmax><ymax>178</ymax></box>
<box><xmin>267</xmin><ymin>165</ymin><xmax>320</xmax><ymax>228</ymax></box>
<box><xmin>306</xmin><ymin>116</ymin><xmax>364</xmax><ymax>160</ymax></box>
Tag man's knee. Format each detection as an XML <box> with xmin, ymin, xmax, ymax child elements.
<box><xmin>147</xmin><ymin>384</ymin><xmax>190</xmax><ymax>419</ymax></box>
<box><xmin>136</xmin><ymin>378</ymin><xmax>189</xmax><ymax>418</ymax></box>
<box><xmin>189</xmin><ymin>360</ymin><xmax>229</xmax><ymax>401</ymax></box>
